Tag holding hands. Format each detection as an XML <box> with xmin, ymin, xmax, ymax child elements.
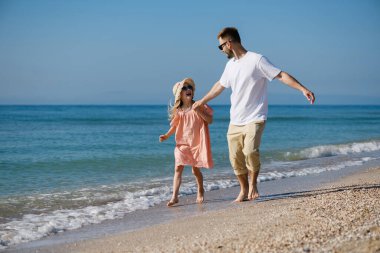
<box><xmin>192</xmin><ymin>100</ymin><xmax>204</xmax><ymax>111</ymax></box>
<box><xmin>192</xmin><ymin>103</ymin><xmax>213</xmax><ymax>124</ymax></box>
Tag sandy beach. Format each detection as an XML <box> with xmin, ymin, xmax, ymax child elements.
<box><xmin>1</xmin><ymin>0</ymin><xmax>380</xmax><ymax>251</ymax></box>
<box><xmin>10</xmin><ymin>166</ymin><xmax>379</xmax><ymax>253</ymax></box>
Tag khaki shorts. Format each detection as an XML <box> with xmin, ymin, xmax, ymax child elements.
<box><xmin>227</xmin><ymin>121</ymin><xmax>266</xmax><ymax>175</ymax></box>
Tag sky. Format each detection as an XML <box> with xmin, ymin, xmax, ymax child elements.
<box><xmin>0</xmin><ymin>0</ymin><xmax>379</xmax><ymax>105</ymax></box>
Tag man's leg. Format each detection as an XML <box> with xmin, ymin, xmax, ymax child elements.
<box><xmin>248</xmin><ymin>170</ymin><xmax>259</xmax><ymax>200</ymax></box>
<box><xmin>235</xmin><ymin>173</ymin><xmax>249</xmax><ymax>202</ymax></box>
<box><xmin>243</xmin><ymin>122</ymin><xmax>266</xmax><ymax>201</ymax></box>
<box><xmin>227</xmin><ymin>124</ymin><xmax>249</xmax><ymax>202</ymax></box>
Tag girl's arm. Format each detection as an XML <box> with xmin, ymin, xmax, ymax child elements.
<box><xmin>159</xmin><ymin>125</ymin><xmax>176</xmax><ymax>142</ymax></box>
<box><xmin>194</xmin><ymin>105</ymin><xmax>213</xmax><ymax>124</ymax></box>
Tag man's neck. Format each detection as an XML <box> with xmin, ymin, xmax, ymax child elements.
<box><xmin>233</xmin><ymin>45</ymin><xmax>248</xmax><ymax>60</ymax></box>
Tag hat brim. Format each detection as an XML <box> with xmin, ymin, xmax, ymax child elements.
<box><xmin>173</xmin><ymin>78</ymin><xmax>195</xmax><ymax>103</ymax></box>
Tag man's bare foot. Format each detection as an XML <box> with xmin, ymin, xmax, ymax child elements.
<box><xmin>167</xmin><ymin>198</ymin><xmax>179</xmax><ymax>207</ymax></box>
<box><xmin>234</xmin><ymin>190</ymin><xmax>248</xmax><ymax>202</ymax></box>
<box><xmin>248</xmin><ymin>184</ymin><xmax>259</xmax><ymax>201</ymax></box>
<box><xmin>196</xmin><ymin>188</ymin><xmax>204</xmax><ymax>204</ymax></box>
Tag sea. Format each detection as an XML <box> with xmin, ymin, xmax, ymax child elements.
<box><xmin>1</xmin><ymin>105</ymin><xmax>380</xmax><ymax>249</ymax></box>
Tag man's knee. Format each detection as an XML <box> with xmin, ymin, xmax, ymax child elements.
<box><xmin>227</xmin><ymin>154</ymin><xmax>246</xmax><ymax>176</ymax></box>
<box><xmin>244</xmin><ymin>148</ymin><xmax>260</xmax><ymax>158</ymax></box>
<box><xmin>245</xmin><ymin>148</ymin><xmax>261</xmax><ymax>172</ymax></box>
<box><xmin>233</xmin><ymin>167</ymin><xmax>248</xmax><ymax>176</ymax></box>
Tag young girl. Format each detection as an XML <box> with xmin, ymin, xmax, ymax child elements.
<box><xmin>159</xmin><ymin>78</ymin><xmax>214</xmax><ymax>207</ymax></box>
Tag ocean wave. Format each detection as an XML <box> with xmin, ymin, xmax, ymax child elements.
<box><xmin>284</xmin><ymin>140</ymin><xmax>380</xmax><ymax>160</ymax></box>
<box><xmin>259</xmin><ymin>160</ymin><xmax>367</xmax><ymax>182</ymax></box>
<box><xmin>0</xmin><ymin>157</ymin><xmax>375</xmax><ymax>249</ymax></box>
<box><xmin>0</xmin><ymin>179</ymin><xmax>238</xmax><ymax>249</ymax></box>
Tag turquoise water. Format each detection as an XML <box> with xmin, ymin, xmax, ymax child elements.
<box><xmin>1</xmin><ymin>105</ymin><xmax>378</xmax><ymax>195</ymax></box>
<box><xmin>0</xmin><ymin>105</ymin><xmax>380</xmax><ymax>247</ymax></box>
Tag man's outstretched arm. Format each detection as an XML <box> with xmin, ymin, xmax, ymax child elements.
<box><xmin>193</xmin><ymin>81</ymin><xmax>225</xmax><ymax>109</ymax></box>
<box><xmin>276</xmin><ymin>71</ymin><xmax>315</xmax><ymax>104</ymax></box>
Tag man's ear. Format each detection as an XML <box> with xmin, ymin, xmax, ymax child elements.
<box><xmin>227</xmin><ymin>40</ymin><xmax>233</xmax><ymax>49</ymax></box>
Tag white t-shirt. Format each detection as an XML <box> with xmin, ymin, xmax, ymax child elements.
<box><xmin>219</xmin><ymin>51</ymin><xmax>281</xmax><ymax>125</ymax></box>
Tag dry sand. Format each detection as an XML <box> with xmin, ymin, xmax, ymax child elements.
<box><xmin>30</xmin><ymin>167</ymin><xmax>380</xmax><ymax>253</ymax></box>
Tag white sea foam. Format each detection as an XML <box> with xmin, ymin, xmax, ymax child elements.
<box><xmin>0</xmin><ymin>156</ymin><xmax>374</xmax><ymax>249</ymax></box>
<box><xmin>284</xmin><ymin>140</ymin><xmax>380</xmax><ymax>160</ymax></box>
<box><xmin>259</xmin><ymin>160</ymin><xmax>365</xmax><ymax>183</ymax></box>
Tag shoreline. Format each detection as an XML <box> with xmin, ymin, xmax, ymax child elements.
<box><xmin>4</xmin><ymin>161</ymin><xmax>380</xmax><ymax>253</ymax></box>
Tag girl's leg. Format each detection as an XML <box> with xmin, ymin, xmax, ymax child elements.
<box><xmin>192</xmin><ymin>167</ymin><xmax>204</xmax><ymax>203</ymax></box>
<box><xmin>168</xmin><ymin>165</ymin><xmax>184</xmax><ymax>207</ymax></box>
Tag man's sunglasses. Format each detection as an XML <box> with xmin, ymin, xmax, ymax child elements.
<box><xmin>218</xmin><ymin>40</ymin><xmax>232</xmax><ymax>50</ymax></box>
<box><xmin>182</xmin><ymin>85</ymin><xmax>193</xmax><ymax>91</ymax></box>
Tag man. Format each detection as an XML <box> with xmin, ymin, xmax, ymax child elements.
<box><xmin>193</xmin><ymin>27</ymin><xmax>315</xmax><ymax>202</ymax></box>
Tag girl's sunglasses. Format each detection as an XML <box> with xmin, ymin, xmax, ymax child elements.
<box><xmin>181</xmin><ymin>85</ymin><xmax>193</xmax><ymax>91</ymax></box>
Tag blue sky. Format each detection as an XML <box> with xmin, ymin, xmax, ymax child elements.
<box><xmin>0</xmin><ymin>0</ymin><xmax>379</xmax><ymax>105</ymax></box>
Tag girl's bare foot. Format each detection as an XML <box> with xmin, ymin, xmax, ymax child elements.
<box><xmin>234</xmin><ymin>190</ymin><xmax>248</xmax><ymax>202</ymax></box>
<box><xmin>248</xmin><ymin>184</ymin><xmax>259</xmax><ymax>201</ymax></box>
<box><xmin>167</xmin><ymin>198</ymin><xmax>179</xmax><ymax>207</ymax></box>
<box><xmin>196</xmin><ymin>188</ymin><xmax>204</xmax><ymax>204</ymax></box>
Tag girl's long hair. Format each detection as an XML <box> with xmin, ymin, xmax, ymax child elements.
<box><xmin>168</xmin><ymin>98</ymin><xmax>195</xmax><ymax>121</ymax></box>
<box><xmin>168</xmin><ymin>99</ymin><xmax>182</xmax><ymax>121</ymax></box>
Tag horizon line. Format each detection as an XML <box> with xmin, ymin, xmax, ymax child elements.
<box><xmin>1</xmin><ymin>104</ymin><xmax>380</xmax><ymax>106</ymax></box>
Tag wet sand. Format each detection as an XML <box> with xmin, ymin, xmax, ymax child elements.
<box><xmin>9</xmin><ymin>166</ymin><xmax>379</xmax><ymax>253</ymax></box>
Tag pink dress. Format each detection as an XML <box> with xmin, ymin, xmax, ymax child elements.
<box><xmin>170</xmin><ymin>105</ymin><xmax>214</xmax><ymax>169</ymax></box>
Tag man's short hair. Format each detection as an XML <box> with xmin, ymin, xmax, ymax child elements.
<box><xmin>217</xmin><ymin>27</ymin><xmax>241</xmax><ymax>43</ymax></box>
